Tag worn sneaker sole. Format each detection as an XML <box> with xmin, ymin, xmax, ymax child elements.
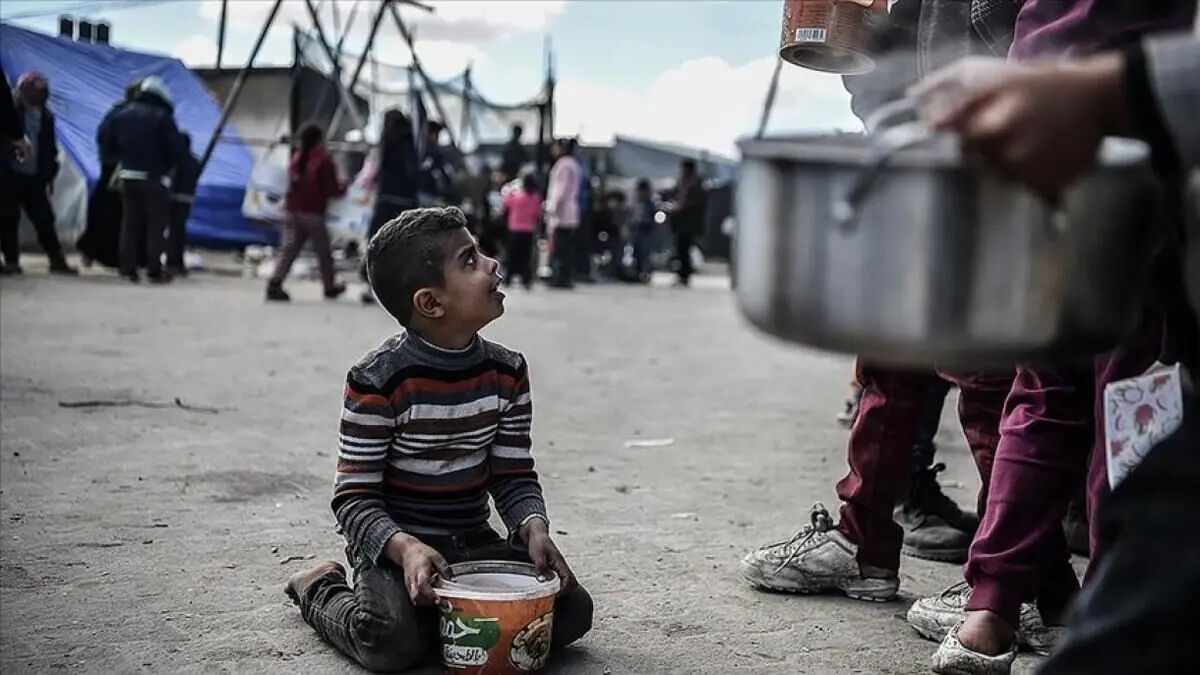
<box><xmin>740</xmin><ymin>561</ymin><xmax>899</xmax><ymax>602</ymax></box>
<box><xmin>902</xmin><ymin>543</ymin><xmax>968</xmax><ymax>564</ymax></box>
<box><xmin>908</xmin><ymin>603</ymin><xmax>956</xmax><ymax>642</ymax></box>
<box><xmin>907</xmin><ymin>602</ymin><xmax>1059</xmax><ymax>654</ymax></box>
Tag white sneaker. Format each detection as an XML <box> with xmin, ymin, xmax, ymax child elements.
<box><xmin>931</xmin><ymin>622</ymin><xmax>1016</xmax><ymax>675</ymax></box>
<box><xmin>907</xmin><ymin>581</ymin><xmax>1062</xmax><ymax>655</ymax></box>
<box><xmin>740</xmin><ymin>503</ymin><xmax>900</xmax><ymax>602</ymax></box>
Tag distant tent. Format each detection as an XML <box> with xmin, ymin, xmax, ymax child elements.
<box><xmin>0</xmin><ymin>23</ymin><xmax>267</xmax><ymax>249</ymax></box>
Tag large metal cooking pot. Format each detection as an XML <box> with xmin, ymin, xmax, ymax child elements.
<box><xmin>733</xmin><ymin>111</ymin><xmax>1161</xmax><ymax>368</ymax></box>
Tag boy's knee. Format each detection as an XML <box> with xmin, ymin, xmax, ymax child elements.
<box><xmin>553</xmin><ymin>586</ymin><xmax>595</xmax><ymax>649</ymax></box>
<box><xmin>353</xmin><ymin>613</ymin><xmax>427</xmax><ymax>673</ymax></box>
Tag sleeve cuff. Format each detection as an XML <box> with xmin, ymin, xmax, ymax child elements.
<box><xmin>500</xmin><ymin>498</ymin><xmax>548</xmax><ymax>541</ymax></box>
<box><xmin>359</xmin><ymin>512</ymin><xmax>405</xmax><ymax>566</ymax></box>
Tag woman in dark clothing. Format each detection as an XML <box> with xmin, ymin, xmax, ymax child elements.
<box><xmin>266</xmin><ymin>124</ymin><xmax>346</xmax><ymax>302</ymax></box>
<box><xmin>360</xmin><ymin>109</ymin><xmax>418</xmax><ymax>304</ymax></box>
<box><xmin>78</xmin><ymin>82</ymin><xmax>140</xmax><ymax>269</ymax></box>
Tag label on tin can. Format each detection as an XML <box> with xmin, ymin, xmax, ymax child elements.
<box><xmin>794</xmin><ymin>27</ymin><xmax>828</xmax><ymax>43</ymax></box>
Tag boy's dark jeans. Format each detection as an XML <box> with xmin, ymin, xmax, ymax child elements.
<box><xmin>296</xmin><ymin>527</ymin><xmax>593</xmax><ymax>673</ymax></box>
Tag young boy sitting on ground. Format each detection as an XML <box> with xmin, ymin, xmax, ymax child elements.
<box><xmin>286</xmin><ymin>206</ymin><xmax>593</xmax><ymax>672</ymax></box>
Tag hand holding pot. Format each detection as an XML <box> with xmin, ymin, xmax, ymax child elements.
<box><xmin>908</xmin><ymin>54</ymin><xmax>1128</xmax><ymax>194</ymax></box>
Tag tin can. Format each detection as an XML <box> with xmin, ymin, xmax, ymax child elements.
<box><xmin>779</xmin><ymin>0</ymin><xmax>890</xmax><ymax>75</ymax></box>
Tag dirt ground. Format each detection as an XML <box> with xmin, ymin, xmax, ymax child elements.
<box><xmin>1</xmin><ymin>264</ymin><xmax>1053</xmax><ymax>674</ymax></box>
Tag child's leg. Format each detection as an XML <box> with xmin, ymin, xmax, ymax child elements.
<box><xmin>289</xmin><ymin>557</ymin><xmax>437</xmax><ymax>673</ymax></box>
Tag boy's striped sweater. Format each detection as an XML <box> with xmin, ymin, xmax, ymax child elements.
<box><xmin>333</xmin><ymin>332</ymin><xmax>546</xmax><ymax>564</ymax></box>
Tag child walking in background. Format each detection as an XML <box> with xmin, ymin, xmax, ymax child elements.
<box><xmin>266</xmin><ymin>124</ymin><xmax>347</xmax><ymax>302</ymax></box>
<box><xmin>502</xmin><ymin>173</ymin><xmax>541</xmax><ymax>290</ymax></box>
<box><xmin>285</xmin><ymin>206</ymin><xmax>593</xmax><ymax>672</ymax></box>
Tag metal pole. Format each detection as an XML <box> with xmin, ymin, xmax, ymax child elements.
<box><xmin>198</xmin><ymin>0</ymin><xmax>285</xmax><ymax>176</ymax></box>
<box><xmin>328</xmin><ymin>0</ymin><xmax>390</xmax><ymax>134</ymax></box>
<box><xmin>215</xmin><ymin>0</ymin><xmax>229</xmax><ymax>70</ymax></box>
<box><xmin>301</xmin><ymin>0</ymin><xmax>368</xmax><ymax>133</ymax></box>
<box><xmin>308</xmin><ymin>0</ymin><xmax>363</xmax><ymax>129</ymax></box>
<box><xmin>387</xmin><ymin>0</ymin><xmax>458</xmax><ymax>153</ymax></box>
<box><xmin>459</xmin><ymin>66</ymin><xmax>473</xmax><ymax>151</ymax></box>
<box><xmin>756</xmin><ymin>58</ymin><xmax>783</xmax><ymax>139</ymax></box>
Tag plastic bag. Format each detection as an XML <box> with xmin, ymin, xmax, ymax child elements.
<box><xmin>242</xmin><ymin>144</ymin><xmax>291</xmax><ymax>225</ymax></box>
<box><xmin>326</xmin><ymin>162</ymin><xmax>377</xmax><ymax>248</ymax></box>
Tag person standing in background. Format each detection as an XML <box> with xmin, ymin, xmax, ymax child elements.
<box><xmin>0</xmin><ymin>61</ymin><xmax>29</xmax><ymax>162</ymax></box>
<box><xmin>417</xmin><ymin>120</ymin><xmax>453</xmax><ymax>207</ymax></box>
<box><xmin>265</xmin><ymin>124</ymin><xmax>347</xmax><ymax>303</ymax></box>
<box><xmin>0</xmin><ymin>71</ymin><xmax>77</xmax><ymax>276</ymax></box>
<box><xmin>545</xmin><ymin>138</ymin><xmax>580</xmax><ymax>289</ymax></box>
<box><xmin>79</xmin><ymin>81</ymin><xmax>140</xmax><ymax>270</ymax></box>
<box><xmin>569</xmin><ymin>138</ymin><xmax>596</xmax><ymax>283</ymax></box>
<box><xmin>500</xmin><ymin>123</ymin><xmax>527</xmax><ymax>182</ymax></box>
<box><xmin>361</xmin><ymin>109</ymin><xmax>419</xmax><ymax>305</ymax></box>
<box><xmin>166</xmin><ymin>131</ymin><xmax>201</xmax><ymax>279</ymax></box>
<box><xmin>104</xmin><ymin>77</ymin><xmax>184</xmax><ymax>284</ymax></box>
<box><xmin>502</xmin><ymin>173</ymin><xmax>541</xmax><ymax>290</ymax></box>
<box><xmin>626</xmin><ymin>178</ymin><xmax>659</xmax><ymax>283</ymax></box>
<box><xmin>667</xmin><ymin>159</ymin><xmax>704</xmax><ymax>287</ymax></box>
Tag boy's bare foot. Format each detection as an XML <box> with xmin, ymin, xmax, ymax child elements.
<box><xmin>957</xmin><ymin>609</ymin><xmax>1016</xmax><ymax>656</ymax></box>
<box><xmin>284</xmin><ymin>560</ymin><xmax>345</xmax><ymax>605</ymax></box>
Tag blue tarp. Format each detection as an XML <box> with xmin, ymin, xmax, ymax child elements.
<box><xmin>0</xmin><ymin>23</ymin><xmax>269</xmax><ymax>248</ymax></box>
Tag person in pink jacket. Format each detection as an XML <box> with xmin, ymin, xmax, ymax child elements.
<box><xmin>545</xmin><ymin>139</ymin><xmax>579</xmax><ymax>289</ymax></box>
<box><xmin>502</xmin><ymin>173</ymin><xmax>541</xmax><ymax>290</ymax></box>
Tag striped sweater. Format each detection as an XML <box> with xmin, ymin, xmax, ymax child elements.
<box><xmin>333</xmin><ymin>332</ymin><xmax>547</xmax><ymax>564</ymax></box>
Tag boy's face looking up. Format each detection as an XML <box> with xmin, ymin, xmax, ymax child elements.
<box><xmin>411</xmin><ymin>227</ymin><xmax>505</xmax><ymax>339</ymax></box>
<box><xmin>365</xmin><ymin>207</ymin><xmax>505</xmax><ymax>347</ymax></box>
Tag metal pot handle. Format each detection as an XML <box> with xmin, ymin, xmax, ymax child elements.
<box><xmin>835</xmin><ymin>119</ymin><xmax>934</xmax><ymax>231</ymax></box>
<box><xmin>862</xmin><ymin>96</ymin><xmax>921</xmax><ymax>134</ymax></box>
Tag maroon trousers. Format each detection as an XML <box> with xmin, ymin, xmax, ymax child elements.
<box><xmin>835</xmin><ymin>362</ymin><xmax>1012</xmax><ymax>571</ymax></box>
<box><xmin>269</xmin><ymin>212</ymin><xmax>337</xmax><ymax>291</ymax></box>
<box><xmin>965</xmin><ymin>324</ymin><xmax>1162</xmax><ymax>626</ymax></box>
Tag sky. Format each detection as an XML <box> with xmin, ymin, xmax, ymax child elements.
<box><xmin>0</xmin><ymin>0</ymin><xmax>861</xmax><ymax>155</ymax></box>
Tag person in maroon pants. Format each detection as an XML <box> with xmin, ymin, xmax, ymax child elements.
<box><xmin>897</xmin><ymin>3</ymin><xmax>1200</xmax><ymax>674</ymax></box>
<box><xmin>739</xmin><ymin>0</ymin><xmax>1017</xmax><ymax>604</ymax></box>
<box><xmin>265</xmin><ymin>124</ymin><xmax>347</xmax><ymax>302</ymax></box>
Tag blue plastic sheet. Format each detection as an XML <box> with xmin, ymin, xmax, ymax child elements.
<box><xmin>0</xmin><ymin>23</ymin><xmax>271</xmax><ymax>248</ymax></box>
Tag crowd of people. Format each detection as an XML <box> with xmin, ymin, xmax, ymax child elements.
<box><xmin>269</xmin><ymin>116</ymin><xmax>710</xmax><ymax>301</ymax></box>
<box><xmin>0</xmin><ymin>67</ymin><xmax>200</xmax><ymax>283</ymax></box>
<box><xmin>0</xmin><ymin>62</ymin><xmax>707</xmax><ymax>298</ymax></box>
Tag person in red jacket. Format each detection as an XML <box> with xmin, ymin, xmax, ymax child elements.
<box><xmin>266</xmin><ymin>124</ymin><xmax>347</xmax><ymax>302</ymax></box>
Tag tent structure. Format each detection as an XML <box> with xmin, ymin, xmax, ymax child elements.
<box><xmin>0</xmin><ymin>22</ymin><xmax>263</xmax><ymax>249</ymax></box>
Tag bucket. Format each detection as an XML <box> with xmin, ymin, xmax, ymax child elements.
<box><xmin>779</xmin><ymin>0</ymin><xmax>890</xmax><ymax>74</ymax></box>
<box><xmin>434</xmin><ymin>561</ymin><xmax>559</xmax><ymax>674</ymax></box>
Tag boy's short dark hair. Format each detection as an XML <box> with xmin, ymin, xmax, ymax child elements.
<box><xmin>366</xmin><ymin>206</ymin><xmax>467</xmax><ymax>326</ymax></box>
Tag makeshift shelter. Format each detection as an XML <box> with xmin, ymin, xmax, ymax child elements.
<box><xmin>0</xmin><ymin>22</ymin><xmax>262</xmax><ymax>248</ymax></box>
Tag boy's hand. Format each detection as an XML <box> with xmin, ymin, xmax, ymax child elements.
<box><xmin>521</xmin><ymin>518</ymin><xmax>576</xmax><ymax>594</ymax></box>
<box><xmin>385</xmin><ymin>532</ymin><xmax>452</xmax><ymax>605</ymax></box>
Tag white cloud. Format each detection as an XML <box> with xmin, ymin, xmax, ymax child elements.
<box><xmin>196</xmin><ymin>0</ymin><xmax>565</xmax><ymax>44</ymax></box>
<box><xmin>172</xmin><ymin>34</ymin><xmax>219</xmax><ymax>67</ymax></box>
<box><xmin>554</xmin><ymin>56</ymin><xmax>860</xmax><ymax>157</ymax></box>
